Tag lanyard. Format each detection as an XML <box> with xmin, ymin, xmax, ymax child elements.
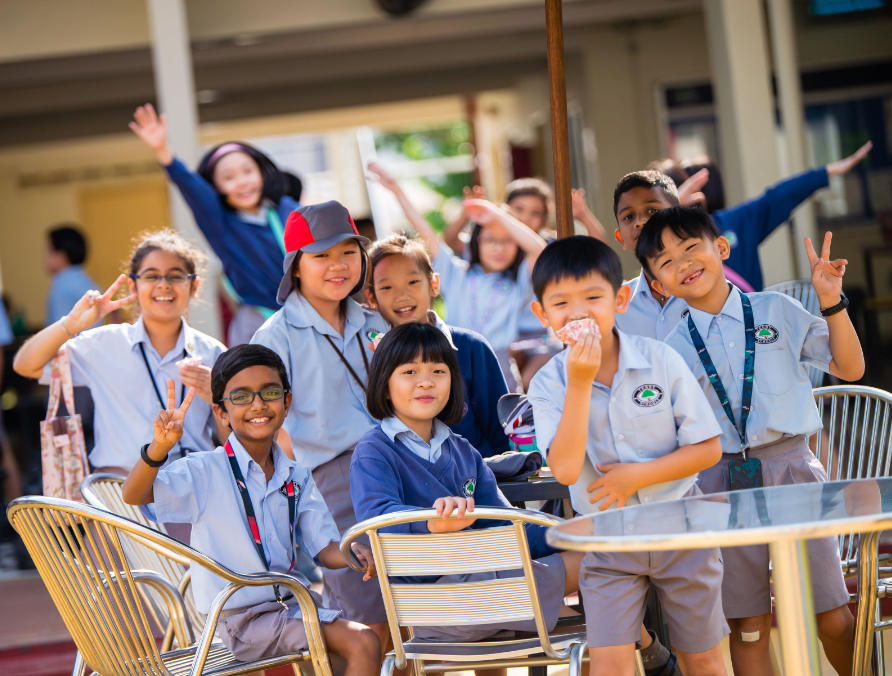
<box><xmin>224</xmin><ymin>440</ymin><xmax>296</xmax><ymax>605</ymax></box>
<box><xmin>686</xmin><ymin>289</ymin><xmax>755</xmax><ymax>454</ymax></box>
<box><xmin>139</xmin><ymin>344</ymin><xmax>187</xmax><ymax>409</ymax></box>
<box><xmin>324</xmin><ymin>334</ymin><xmax>371</xmax><ymax>393</ymax></box>
<box><xmin>267</xmin><ymin>207</ymin><xmax>287</xmax><ymax>257</ymax></box>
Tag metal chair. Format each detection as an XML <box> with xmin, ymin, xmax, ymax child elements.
<box><xmin>764</xmin><ymin>279</ymin><xmax>825</xmax><ymax>387</ymax></box>
<box><xmin>81</xmin><ymin>473</ymin><xmax>204</xmax><ymax>650</ymax></box>
<box><xmin>8</xmin><ymin>495</ymin><xmax>333</xmax><ymax>676</ymax></box>
<box><xmin>340</xmin><ymin>506</ymin><xmax>600</xmax><ymax>676</ymax></box>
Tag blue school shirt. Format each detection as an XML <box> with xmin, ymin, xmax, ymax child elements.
<box><xmin>141</xmin><ymin>435</ymin><xmax>340</xmax><ymax>614</ymax></box>
<box><xmin>39</xmin><ymin>317</ymin><xmax>224</xmax><ymax>470</ymax></box>
<box><xmin>0</xmin><ymin>302</ymin><xmax>11</xmax><ymax>347</ymax></box>
<box><xmin>251</xmin><ymin>292</ymin><xmax>388</xmax><ymax>469</ymax></box>
<box><xmin>350</xmin><ymin>424</ymin><xmax>553</xmax><ymax>560</ymax></box>
<box><xmin>713</xmin><ymin>167</ymin><xmax>829</xmax><ymax>291</ymax></box>
<box><xmin>163</xmin><ymin>157</ymin><xmax>299</xmax><ymax>310</ymax></box>
<box><xmin>45</xmin><ymin>266</ymin><xmax>99</xmax><ymax>327</ymax></box>
<box><xmin>614</xmin><ymin>270</ymin><xmax>690</xmax><ymax>341</ymax></box>
<box><xmin>527</xmin><ymin>330</ymin><xmax>721</xmax><ymax>514</ymax></box>
<box><xmin>432</xmin><ymin>245</ymin><xmax>532</xmax><ymax>352</ymax></box>
<box><xmin>664</xmin><ymin>287</ymin><xmax>832</xmax><ymax>454</ymax></box>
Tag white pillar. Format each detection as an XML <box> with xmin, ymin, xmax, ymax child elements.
<box><xmin>145</xmin><ymin>0</ymin><xmax>222</xmax><ymax>340</ymax></box>
<box><xmin>703</xmin><ymin>0</ymin><xmax>795</xmax><ymax>286</ymax></box>
<box><xmin>767</xmin><ymin>0</ymin><xmax>818</xmax><ymax>279</ymax></box>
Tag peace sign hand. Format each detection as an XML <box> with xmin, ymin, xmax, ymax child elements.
<box><xmin>152</xmin><ymin>379</ymin><xmax>197</xmax><ymax>451</ymax></box>
<box><xmin>805</xmin><ymin>232</ymin><xmax>847</xmax><ymax>308</ymax></box>
<box><xmin>65</xmin><ymin>274</ymin><xmax>136</xmax><ymax>335</ymax></box>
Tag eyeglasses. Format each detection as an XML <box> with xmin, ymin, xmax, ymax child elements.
<box><xmin>219</xmin><ymin>387</ymin><xmax>287</xmax><ymax>406</ymax></box>
<box><xmin>476</xmin><ymin>236</ymin><xmax>515</xmax><ymax>249</ymax></box>
<box><xmin>130</xmin><ymin>273</ymin><xmax>197</xmax><ymax>286</ymax></box>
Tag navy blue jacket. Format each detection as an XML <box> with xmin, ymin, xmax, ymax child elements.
<box><xmin>164</xmin><ymin>157</ymin><xmax>299</xmax><ymax>310</ymax></box>
<box><xmin>713</xmin><ymin>167</ymin><xmax>829</xmax><ymax>291</ymax></box>
<box><xmin>449</xmin><ymin>326</ymin><xmax>510</xmax><ymax>458</ymax></box>
<box><xmin>350</xmin><ymin>426</ymin><xmax>554</xmax><ymax>564</ymax></box>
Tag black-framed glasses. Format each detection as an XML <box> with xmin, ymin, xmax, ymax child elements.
<box><xmin>129</xmin><ymin>273</ymin><xmax>197</xmax><ymax>286</ymax></box>
<box><xmin>219</xmin><ymin>387</ymin><xmax>287</xmax><ymax>406</ymax></box>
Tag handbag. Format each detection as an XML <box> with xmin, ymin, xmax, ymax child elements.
<box><xmin>39</xmin><ymin>346</ymin><xmax>89</xmax><ymax>502</ymax></box>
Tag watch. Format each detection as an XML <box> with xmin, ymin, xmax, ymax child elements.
<box><xmin>820</xmin><ymin>293</ymin><xmax>849</xmax><ymax>318</ymax></box>
<box><xmin>140</xmin><ymin>443</ymin><xmax>168</xmax><ymax>468</ymax></box>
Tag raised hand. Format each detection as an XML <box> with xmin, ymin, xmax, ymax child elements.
<box><xmin>152</xmin><ymin>379</ymin><xmax>196</xmax><ymax>450</ymax></box>
<box><xmin>65</xmin><ymin>274</ymin><xmax>136</xmax><ymax>335</ymax></box>
<box><xmin>129</xmin><ymin>104</ymin><xmax>173</xmax><ymax>165</ymax></box>
<box><xmin>461</xmin><ymin>198</ymin><xmax>500</xmax><ymax>225</ymax></box>
<box><xmin>678</xmin><ymin>168</ymin><xmax>709</xmax><ymax>207</ymax></box>
<box><xmin>571</xmin><ymin>189</ymin><xmax>589</xmax><ymax>219</ymax></box>
<box><xmin>566</xmin><ymin>330</ymin><xmax>601</xmax><ymax>387</ymax></box>
<box><xmin>827</xmin><ymin>140</ymin><xmax>872</xmax><ymax>177</ymax></box>
<box><xmin>177</xmin><ymin>363</ymin><xmax>214</xmax><ymax>405</ymax></box>
<box><xmin>805</xmin><ymin>232</ymin><xmax>847</xmax><ymax>308</ymax></box>
<box><xmin>366</xmin><ymin>161</ymin><xmax>399</xmax><ymax>193</ymax></box>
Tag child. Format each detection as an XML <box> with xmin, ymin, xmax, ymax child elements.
<box><xmin>365</xmin><ymin>233</ymin><xmax>510</xmax><ymax>457</ymax></box>
<box><xmin>639</xmin><ymin>206</ymin><xmax>863</xmax><ymax>676</ymax></box>
<box><xmin>14</xmin><ymin>230</ymin><xmax>225</xmax><ymax>476</ymax></box>
<box><xmin>44</xmin><ymin>224</ymin><xmax>99</xmax><ymax>327</ymax></box>
<box><xmin>251</xmin><ymin>201</ymin><xmax>392</xmax><ymax>645</ymax></box>
<box><xmin>350</xmin><ymin>321</ymin><xmax>582</xmax><ymax>642</ymax></box>
<box><xmin>130</xmin><ymin>104</ymin><xmax>298</xmax><ymax>344</ymax></box>
<box><xmin>121</xmin><ymin>344</ymin><xmax>381</xmax><ymax>673</ymax></box>
<box><xmin>527</xmin><ymin>236</ymin><xmax>728</xmax><ymax>676</ymax></box>
<box><xmin>366</xmin><ymin>163</ymin><xmax>546</xmax><ymax>390</ymax></box>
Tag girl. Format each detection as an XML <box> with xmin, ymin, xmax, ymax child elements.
<box><xmin>250</xmin><ymin>200</ymin><xmax>391</xmax><ymax>649</ymax></box>
<box><xmin>349</xmin><ymin>322</ymin><xmax>583</xmax><ymax>642</ymax></box>
<box><xmin>13</xmin><ymin>230</ymin><xmax>227</xmax><ymax>477</ymax></box>
<box><xmin>367</xmin><ymin>163</ymin><xmax>547</xmax><ymax>391</ymax></box>
<box><xmin>365</xmin><ymin>233</ymin><xmax>510</xmax><ymax>458</ymax></box>
<box><xmin>130</xmin><ymin>104</ymin><xmax>297</xmax><ymax>345</ymax></box>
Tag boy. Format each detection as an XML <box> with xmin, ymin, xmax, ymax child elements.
<box><xmin>44</xmin><ymin>225</ymin><xmax>99</xmax><ymax>327</ymax></box>
<box><xmin>122</xmin><ymin>344</ymin><xmax>381</xmax><ymax>675</ymax></box>
<box><xmin>527</xmin><ymin>236</ymin><xmax>729</xmax><ymax>676</ymax></box>
<box><xmin>638</xmin><ymin>206</ymin><xmax>863</xmax><ymax>676</ymax></box>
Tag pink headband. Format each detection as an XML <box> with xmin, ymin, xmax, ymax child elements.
<box><xmin>205</xmin><ymin>143</ymin><xmax>246</xmax><ymax>174</ymax></box>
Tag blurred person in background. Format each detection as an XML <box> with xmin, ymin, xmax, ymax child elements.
<box><xmin>44</xmin><ymin>225</ymin><xmax>99</xmax><ymax>327</ymax></box>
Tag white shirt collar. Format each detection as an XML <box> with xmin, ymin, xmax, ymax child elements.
<box><xmin>381</xmin><ymin>416</ymin><xmax>451</xmax><ymax>445</ymax></box>
<box><xmin>128</xmin><ymin>316</ymin><xmax>196</xmax><ymax>361</ymax></box>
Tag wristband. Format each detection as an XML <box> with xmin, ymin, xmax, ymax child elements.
<box><xmin>140</xmin><ymin>443</ymin><xmax>168</xmax><ymax>468</ymax></box>
<box><xmin>59</xmin><ymin>316</ymin><xmax>78</xmax><ymax>339</ymax></box>
<box><xmin>820</xmin><ymin>293</ymin><xmax>849</xmax><ymax>318</ymax></box>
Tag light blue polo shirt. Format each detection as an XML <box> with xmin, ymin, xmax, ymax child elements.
<box><xmin>664</xmin><ymin>287</ymin><xmax>833</xmax><ymax>454</ymax></box>
<box><xmin>432</xmin><ymin>245</ymin><xmax>532</xmax><ymax>352</ymax></box>
<box><xmin>0</xmin><ymin>302</ymin><xmax>12</xmax><ymax>347</ymax></box>
<box><xmin>141</xmin><ymin>435</ymin><xmax>341</xmax><ymax>614</ymax></box>
<box><xmin>381</xmin><ymin>417</ymin><xmax>453</xmax><ymax>464</ymax></box>
<box><xmin>39</xmin><ymin>316</ymin><xmax>224</xmax><ymax>470</ymax></box>
<box><xmin>251</xmin><ymin>292</ymin><xmax>389</xmax><ymax>470</ymax></box>
<box><xmin>528</xmin><ymin>330</ymin><xmax>721</xmax><ymax>514</ymax></box>
<box><xmin>45</xmin><ymin>266</ymin><xmax>99</xmax><ymax>327</ymax></box>
<box><xmin>614</xmin><ymin>269</ymin><xmax>690</xmax><ymax>341</ymax></box>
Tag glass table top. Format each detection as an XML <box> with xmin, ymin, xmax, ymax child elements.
<box><xmin>547</xmin><ymin>477</ymin><xmax>892</xmax><ymax>552</ymax></box>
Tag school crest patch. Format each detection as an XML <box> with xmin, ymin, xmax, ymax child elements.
<box><xmin>462</xmin><ymin>478</ymin><xmax>476</xmax><ymax>497</ymax></box>
<box><xmin>632</xmin><ymin>384</ymin><xmax>664</xmax><ymax>407</ymax></box>
<box><xmin>278</xmin><ymin>481</ymin><xmax>301</xmax><ymax>499</ymax></box>
<box><xmin>754</xmin><ymin>324</ymin><xmax>779</xmax><ymax>344</ymax></box>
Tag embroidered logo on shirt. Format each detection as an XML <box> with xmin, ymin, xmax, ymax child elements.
<box><xmin>278</xmin><ymin>481</ymin><xmax>301</xmax><ymax>498</ymax></box>
<box><xmin>754</xmin><ymin>325</ymin><xmax>779</xmax><ymax>344</ymax></box>
<box><xmin>366</xmin><ymin>329</ymin><xmax>386</xmax><ymax>349</ymax></box>
<box><xmin>632</xmin><ymin>384</ymin><xmax>664</xmax><ymax>407</ymax></box>
<box><xmin>722</xmin><ymin>230</ymin><xmax>739</xmax><ymax>249</ymax></box>
<box><xmin>462</xmin><ymin>478</ymin><xmax>476</xmax><ymax>497</ymax></box>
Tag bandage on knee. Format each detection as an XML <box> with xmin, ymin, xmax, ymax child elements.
<box><xmin>740</xmin><ymin>630</ymin><xmax>761</xmax><ymax>643</ymax></box>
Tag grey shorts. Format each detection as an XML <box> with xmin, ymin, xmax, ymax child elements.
<box><xmin>217</xmin><ymin>592</ymin><xmax>341</xmax><ymax>662</ymax></box>
<box><xmin>696</xmin><ymin>435</ymin><xmax>850</xmax><ymax>618</ymax></box>
<box><xmin>580</xmin><ymin>546</ymin><xmax>727</xmax><ymax>654</ymax></box>
<box><xmin>312</xmin><ymin>450</ymin><xmax>387</xmax><ymax>625</ymax></box>
<box><xmin>413</xmin><ymin>552</ymin><xmax>566</xmax><ymax>642</ymax></box>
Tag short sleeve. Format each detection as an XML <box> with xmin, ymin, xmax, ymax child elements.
<box><xmin>431</xmin><ymin>245</ymin><xmax>467</xmax><ymax>299</ymax></box>
<box><xmin>250</xmin><ymin>316</ymin><xmax>292</xmax><ymax>383</ymax></box>
<box><xmin>782</xmin><ymin>297</ymin><xmax>832</xmax><ymax>373</ymax></box>
<box><xmin>139</xmin><ymin>454</ymin><xmax>210</xmax><ymax>525</ymax></box>
<box><xmin>294</xmin><ymin>473</ymin><xmax>340</xmax><ymax>560</ymax></box>
<box><xmin>664</xmin><ymin>347</ymin><xmax>722</xmax><ymax>447</ymax></box>
<box><xmin>527</xmin><ymin>358</ymin><xmax>567</xmax><ymax>457</ymax></box>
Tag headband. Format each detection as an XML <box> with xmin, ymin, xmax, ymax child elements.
<box><xmin>205</xmin><ymin>143</ymin><xmax>248</xmax><ymax>174</ymax></box>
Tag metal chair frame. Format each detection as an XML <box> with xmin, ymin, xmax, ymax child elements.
<box><xmin>8</xmin><ymin>495</ymin><xmax>333</xmax><ymax>676</ymax></box>
<box><xmin>764</xmin><ymin>279</ymin><xmax>826</xmax><ymax>388</ymax></box>
<box><xmin>340</xmin><ymin>506</ymin><xmax>591</xmax><ymax>676</ymax></box>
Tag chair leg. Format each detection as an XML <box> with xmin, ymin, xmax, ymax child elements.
<box><xmin>381</xmin><ymin>654</ymin><xmax>396</xmax><ymax>676</ymax></box>
<box><xmin>71</xmin><ymin>651</ymin><xmax>86</xmax><ymax>676</ymax></box>
<box><xmin>569</xmin><ymin>642</ymin><xmax>587</xmax><ymax>676</ymax></box>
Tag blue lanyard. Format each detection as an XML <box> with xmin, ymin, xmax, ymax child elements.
<box><xmin>686</xmin><ymin>289</ymin><xmax>755</xmax><ymax>454</ymax></box>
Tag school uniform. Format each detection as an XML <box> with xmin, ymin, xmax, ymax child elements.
<box><xmin>350</xmin><ymin>420</ymin><xmax>565</xmax><ymax>641</ymax></box>
<box><xmin>528</xmin><ymin>330</ymin><xmax>728</xmax><ymax>653</ymax></box>
<box><xmin>39</xmin><ymin>316</ymin><xmax>224</xmax><ymax>472</ymax></box>
<box><xmin>664</xmin><ymin>286</ymin><xmax>850</xmax><ymax>618</ymax></box>
<box><xmin>140</xmin><ymin>435</ymin><xmax>341</xmax><ymax>662</ymax></box>
<box><xmin>45</xmin><ymin>265</ymin><xmax>99</xmax><ymax>327</ymax></box>
<box><xmin>251</xmin><ymin>291</ymin><xmax>389</xmax><ymax>625</ymax></box>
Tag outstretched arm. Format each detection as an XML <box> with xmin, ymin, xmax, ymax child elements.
<box><xmin>367</xmin><ymin>162</ymin><xmax>441</xmax><ymax>258</ymax></box>
<box><xmin>462</xmin><ymin>198</ymin><xmax>547</xmax><ymax>271</ymax></box>
<box><xmin>571</xmin><ymin>189</ymin><xmax>608</xmax><ymax>242</ymax></box>
<box><xmin>443</xmin><ymin>186</ymin><xmax>484</xmax><ymax>254</ymax></box>
<box><xmin>129</xmin><ymin>104</ymin><xmax>174</xmax><ymax>166</ymax></box>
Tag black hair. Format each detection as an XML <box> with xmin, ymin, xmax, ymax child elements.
<box><xmin>532</xmin><ymin>235</ymin><xmax>623</xmax><ymax>302</ymax></box>
<box><xmin>646</xmin><ymin>159</ymin><xmax>688</xmax><ymax>188</ymax></box>
<box><xmin>197</xmin><ymin>142</ymin><xmax>285</xmax><ymax>209</ymax></box>
<box><xmin>634</xmin><ymin>205</ymin><xmax>721</xmax><ymax>275</ymax></box>
<box><xmin>48</xmin><ymin>225</ymin><xmax>88</xmax><ymax>265</ymax></box>
<box><xmin>366</xmin><ymin>322</ymin><xmax>464</xmax><ymax>425</ymax></box>
<box><xmin>282</xmin><ymin>171</ymin><xmax>303</xmax><ymax>202</ymax></box>
<box><xmin>612</xmin><ymin>170</ymin><xmax>679</xmax><ymax>218</ymax></box>
<box><xmin>211</xmin><ymin>344</ymin><xmax>291</xmax><ymax>405</ymax></box>
<box><xmin>468</xmin><ymin>223</ymin><xmax>524</xmax><ymax>280</ymax></box>
<box><xmin>680</xmin><ymin>156</ymin><xmax>725</xmax><ymax>213</ymax></box>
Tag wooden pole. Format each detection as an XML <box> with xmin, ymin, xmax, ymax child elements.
<box><xmin>545</xmin><ymin>0</ymin><xmax>573</xmax><ymax>239</ymax></box>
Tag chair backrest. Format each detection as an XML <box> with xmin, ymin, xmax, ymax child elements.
<box><xmin>341</xmin><ymin>507</ymin><xmax>564</xmax><ymax>665</ymax></box>
<box><xmin>81</xmin><ymin>474</ymin><xmax>203</xmax><ymax>637</ymax></box>
<box><xmin>765</xmin><ymin>279</ymin><xmax>824</xmax><ymax>387</ymax></box>
<box><xmin>812</xmin><ymin>386</ymin><xmax>892</xmax><ymax>562</ymax></box>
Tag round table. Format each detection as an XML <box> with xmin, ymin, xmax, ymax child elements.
<box><xmin>546</xmin><ymin>477</ymin><xmax>892</xmax><ymax>676</ymax></box>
